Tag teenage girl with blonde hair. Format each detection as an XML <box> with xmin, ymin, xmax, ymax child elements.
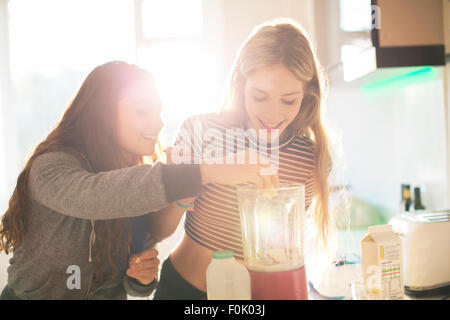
<box><xmin>152</xmin><ymin>18</ymin><xmax>335</xmax><ymax>300</ymax></box>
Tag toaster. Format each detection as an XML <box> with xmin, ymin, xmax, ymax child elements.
<box><xmin>389</xmin><ymin>210</ymin><xmax>450</xmax><ymax>297</ymax></box>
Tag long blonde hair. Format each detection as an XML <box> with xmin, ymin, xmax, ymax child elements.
<box><xmin>222</xmin><ymin>19</ymin><xmax>334</xmax><ymax>249</ymax></box>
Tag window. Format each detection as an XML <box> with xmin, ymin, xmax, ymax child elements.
<box><xmin>135</xmin><ymin>0</ymin><xmax>223</xmax><ymax>146</ymax></box>
<box><xmin>5</xmin><ymin>0</ymin><xmax>136</xmax><ymax>182</ymax></box>
<box><xmin>141</xmin><ymin>0</ymin><xmax>203</xmax><ymax>39</ymax></box>
<box><xmin>0</xmin><ymin>0</ymin><xmax>13</xmax><ymax>211</ymax></box>
<box><xmin>338</xmin><ymin>0</ymin><xmax>375</xmax><ymax>81</ymax></box>
<box><xmin>2</xmin><ymin>0</ymin><xmax>224</xmax><ymax>190</ymax></box>
<box><xmin>8</xmin><ymin>0</ymin><xmax>136</xmax><ymax>78</ymax></box>
<box><xmin>339</xmin><ymin>0</ymin><xmax>373</xmax><ymax>32</ymax></box>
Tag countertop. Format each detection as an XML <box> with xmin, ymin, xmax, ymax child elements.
<box><xmin>308</xmin><ymin>283</ymin><xmax>449</xmax><ymax>300</ymax></box>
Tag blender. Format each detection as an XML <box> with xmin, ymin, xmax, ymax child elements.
<box><xmin>237</xmin><ymin>184</ymin><xmax>308</xmax><ymax>300</ymax></box>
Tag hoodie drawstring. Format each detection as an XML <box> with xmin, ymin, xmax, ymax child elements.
<box><xmin>76</xmin><ymin>151</ymin><xmax>96</xmax><ymax>264</ymax></box>
<box><xmin>89</xmin><ymin>219</ymin><xmax>96</xmax><ymax>263</ymax></box>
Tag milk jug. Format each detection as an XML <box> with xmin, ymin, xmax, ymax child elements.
<box><xmin>206</xmin><ymin>250</ymin><xmax>251</xmax><ymax>300</ymax></box>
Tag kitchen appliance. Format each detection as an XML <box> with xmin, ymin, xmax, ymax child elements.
<box><xmin>389</xmin><ymin>210</ymin><xmax>450</xmax><ymax>297</ymax></box>
<box><xmin>236</xmin><ymin>184</ymin><xmax>308</xmax><ymax>300</ymax></box>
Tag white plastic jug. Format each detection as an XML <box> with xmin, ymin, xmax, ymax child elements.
<box><xmin>206</xmin><ymin>250</ymin><xmax>251</xmax><ymax>300</ymax></box>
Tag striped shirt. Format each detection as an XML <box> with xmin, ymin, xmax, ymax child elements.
<box><xmin>174</xmin><ymin>113</ymin><xmax>315</xmax><ymax>260</ymax></box>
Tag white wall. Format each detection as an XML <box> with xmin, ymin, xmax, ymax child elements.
<box><xmin>443</xmin><ymin>0</ymin><xmax>450</xmax><ymax>206</ymax></box>
<box><xmin>326</xmin><ymin>67</ymin><xmax>449</xmax><ymax>214</ymax></box>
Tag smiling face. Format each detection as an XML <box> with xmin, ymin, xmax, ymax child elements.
<box><xmin>116</xmin><ymin>80</ymin><xmax>163</xmax><ymax>157</ymax></box>
<box><xmin>244</xmin><ymin>63</ymin><xmax>305</xmax><ymax>141</ymax></box>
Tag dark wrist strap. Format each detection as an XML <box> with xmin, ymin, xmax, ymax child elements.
<box><xmin>161</xmin><ymin>163</ymin><xmax>202</xmax><ymax>202</ymax></box>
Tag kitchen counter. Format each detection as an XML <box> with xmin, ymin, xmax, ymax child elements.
<box><xmin>308</xmin><ymin>283</ymin><xmax>449</xmax><ymax>300</ymax></box>
<box><xmin>304</xmin><ymin>228</ymin><xmax>449</xmax><ymax>300</ymax></box>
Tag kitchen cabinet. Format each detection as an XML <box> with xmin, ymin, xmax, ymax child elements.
<box><xmin>371</xmin><ymin>0</ymin><xmax>446</xmax><ymax>67</ymax></box>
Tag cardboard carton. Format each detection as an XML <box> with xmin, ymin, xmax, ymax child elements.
<box><xmin>361</xmin><ymin>224</ymin><xmax>404</xmax><ymax>299</ymax></box>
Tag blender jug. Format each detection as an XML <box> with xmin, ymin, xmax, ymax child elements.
<box><xmin>237</xmin><ymin>184</ymin><xmax>308</xmax><ymax>300</ymax></box>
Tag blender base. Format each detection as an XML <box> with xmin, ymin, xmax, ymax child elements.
<box><xmin>249</xmin><ymin>266</ymin><xmax>308</xmax><ymax>300</ymax></box>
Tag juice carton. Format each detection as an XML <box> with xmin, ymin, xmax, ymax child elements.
<box><xmin>361</xmin><ymin>224</ymin><xmax>404</xmax><ymax>299</ymax></box>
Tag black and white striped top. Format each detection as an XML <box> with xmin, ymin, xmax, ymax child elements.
<box><xmin>174</xmin><ymin>113</ymin><xmax>315</xmax><ymax>260</ymax></box>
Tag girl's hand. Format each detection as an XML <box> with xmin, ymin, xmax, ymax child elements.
<box><xmin>126</xmin><ymin>248</ymin><xmax>160</xmax><ymax>285</ymax></box>
<box><xmin>165</xmin><ymin>146</ymin><xmax>181</xmax><ymax>165</ymax></box>
<box><xmin>200</xmin><ymin>149</ymin><xmax>280</xmax><ymax>189</ymax></box>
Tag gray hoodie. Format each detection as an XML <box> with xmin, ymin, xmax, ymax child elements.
<box><xmin>3</xmin><ymin>150</ymin><xmax>202</xmax><ymax>299</ymax></box>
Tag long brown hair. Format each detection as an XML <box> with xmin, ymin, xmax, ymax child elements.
<box><xmin>222</xmin><ymin>19</ymin><xmax>334</xmax><ymax>249</ymax></box>
<box><xmin>0</xmin><ymin>61</ymin><xmax>161</xmax><ymax>282</ymax></box>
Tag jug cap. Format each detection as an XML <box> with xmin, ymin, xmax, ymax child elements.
<box><xmin>212</xmin><ymin>250</ymin><xmax>234</xmax><ymax>260</ymax></box>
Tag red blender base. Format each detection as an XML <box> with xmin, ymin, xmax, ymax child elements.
<box><xmin>249</xmin><ymin>266</ymin><xmax>308</xmax><ymax>300</ymax></box>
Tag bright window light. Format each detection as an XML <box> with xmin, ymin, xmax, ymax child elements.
<box><xmin>342</xmin><ymin>44</ymin><xmax>376</xmax><ymax>82</ymax></box>
<box><xmin>339</xmin><ymin>0</ymin><xmax>372</xmax><ymax>32</ymax></box>
<box><xmin>8</xmin><ymin>0</ymin><xmax>136</xmax><ymax>78</ymax></box>
<box><xmin>6</xmin><ymin>0</ymin><xmax>136</xmax><ymax>172</ymax></box>
<box><xmin>137</xmin><ymin>41</ymin><xmax>222</xmax><ymax>143</ymax></box>
<box><xmin>142</xmin><ymin>0</ymin><xmax>203</xmax><ymax>39</ymax></box>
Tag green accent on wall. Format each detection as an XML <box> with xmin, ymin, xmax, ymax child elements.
<box><xmin>362</xmin><ymin>66</ymin><xmax>437</xmax><ymax>91</ymax></box>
